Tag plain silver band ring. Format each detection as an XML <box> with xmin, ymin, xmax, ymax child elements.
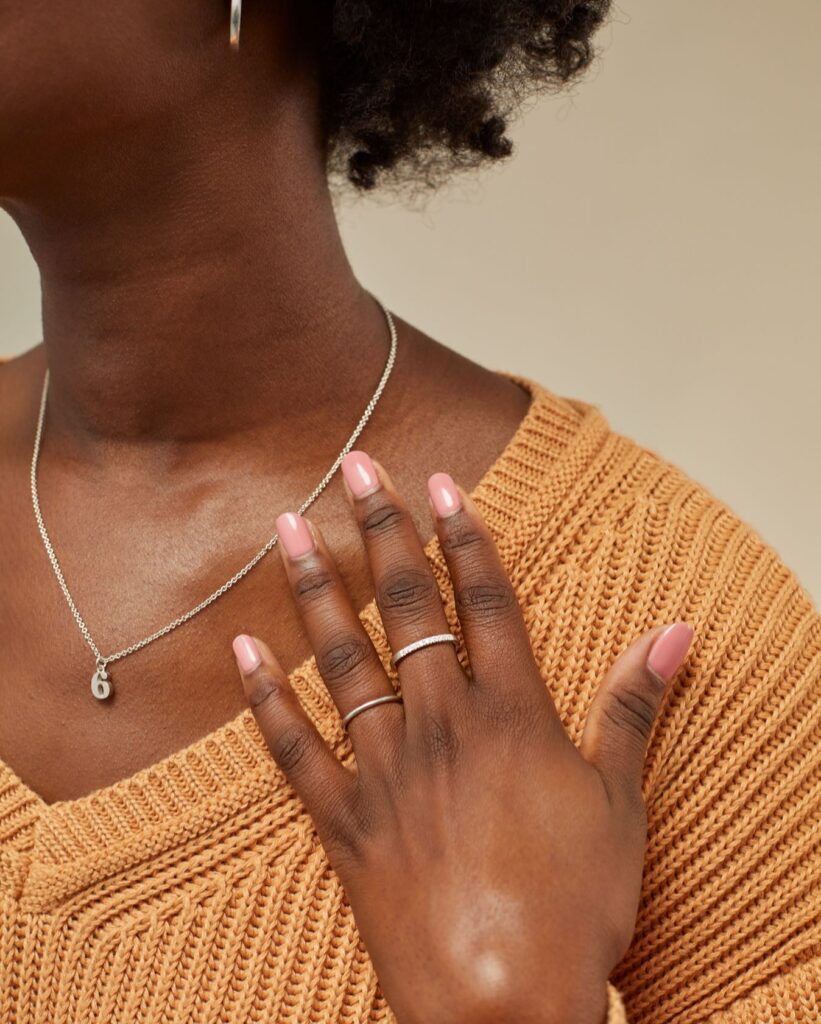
<box><xmin>341</xmin><ymin>693</ymin><xmax>403</xmax><ymax>730</ymax></box>
<box><xmin>390</xmin><ymin>633</ymin><xmax>458</xmax><ymax>669</ymax></box>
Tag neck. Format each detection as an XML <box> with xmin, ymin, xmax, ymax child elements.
<box><xmin>3</xmin><ymin>35</ymin><xmax>391</xmax><ymax>451</ymax></box>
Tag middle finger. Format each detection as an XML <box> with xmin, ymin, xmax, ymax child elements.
<box><xmin>340</xmin><ymin>450</ymin><xmax>466</xmax><ymax>713</ymax></box>
<box><xmin>275</xmin><ymin>511</ymin><xmax>404</xmax><ymax>755</ymax></box>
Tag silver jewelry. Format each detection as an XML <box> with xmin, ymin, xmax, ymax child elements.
<box><xmin>341</xmin><ymin>693</ymin><xmax>403</xmax><ymax>731</ymax></box>
<box><xmin>229</xmin><ymin>0</ymin><xmax>241</xmax><ymax>50</ymax></box>
<box><xmin>390</xmin><ymin>633</ymin><xmax>459</xmax><ymax>668</ymax></box>
<box><xmin>31</xmin><ymin>300</ymin><xmax>398</xmax><ymax>701</ymax></box>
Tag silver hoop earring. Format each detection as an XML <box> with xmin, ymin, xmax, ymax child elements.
<box><xmin>229</xmin><ymin>0</ymin><xmax>241</xmax><ymax>50</ymax></box>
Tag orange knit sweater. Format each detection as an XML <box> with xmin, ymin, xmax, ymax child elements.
<box><xmin>0</xmin><ymin>375</ymin><xmax>818</xmax><ymax>1023</ymax></box>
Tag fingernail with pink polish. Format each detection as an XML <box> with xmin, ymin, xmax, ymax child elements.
<box><xmin>276</xmin><ymin>511</ymin><xmax>315</xmax><ymax>559</ymax></box>
<box><xmin>428</xmin><ymin>472</ymin><xmax>462</xmax><ymax>518</ymax></box>
<box><xmin>341</xmin><ymin>451</ymin><xmax>380</xmax><ymax>498</ymax></box>
<box><xmin>233</xmin><ymin>634</ymin><xmax>262</xmax><ymax>674</ymax></box>
<box><xmin>647</xmin><ymin>622</ymin><xmax>694</xmax><ymax>683</ymax></box>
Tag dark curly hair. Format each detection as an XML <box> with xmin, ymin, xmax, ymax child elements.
<box><xmin>311</xmin><ymin>0</ymin><xmax>612</xmax><ymax>191</ymax></box>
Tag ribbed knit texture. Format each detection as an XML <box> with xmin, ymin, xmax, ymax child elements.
<box><xmin>0</xmin><ymin>374</ymin><xmax>817</xmax><ymax>1023</ymax></box>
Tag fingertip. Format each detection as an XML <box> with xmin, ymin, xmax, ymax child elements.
<box><xmin>646</xmin><ymin>622</ymin><xmax>694</xmax><ymax>685</ymax></box>
<box><xmin>341</xmin><ymin>450</ymin><xmax>382</xmax><ymax>499</ymax></box>
<box><xmin>232</xmin><ymin>634</ymin><xmax>286</xmax><ymax>705</ymax></box>
<box><xmin>233</xmin><ymin>633</ymin><xmax>262</xmax><ymax>675</ymax></box>
<box><xmin>370</xmin><ymin>456</ymin><xmax>400</xmax><ymax>495</ymax></box>
<box><xmin>457</xmin><ymin>486</ymin><xmax>482</xmax><ymax>519</ymax></box>
<box><xmin>427</xmin><ymin>472</ymin><xmax>462</xmax><ymax>519</ymax></box>
<box><xmin>254</xmin><ymin>636</ymin><xmax>281</xmax><ymax>669</ymax></box>
<box><xmin>276</xmin><ymin>511</ymin><xmax>315</xmax><ymax>560</ymax></box>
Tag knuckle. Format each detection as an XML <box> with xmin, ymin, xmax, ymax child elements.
<box><xmin>478</xmin><ymin>690</ymin><xmax>534</xmax><ymax>735</ymax></box>
<box><xmin>322</xmin><ymin>823</ymin><xmax>362</xmax><ymax>869</ymax></box>
<box><xmin>441</xmin><ymin>520</ymin><xmax>484</xmax><ymax>554</ymax></box>
<box><xmin>362</xmin><ymin>501</ymin><xmax>405</xmax><ymax>537</ymax></box>
<box><xmin>603</xmin><ymin>686</ymin><xmax>658</xmax><ymax>742</ymax></box>
<box><xmin>322</xmin><ymin>810</ymin><xmax>362</xmax><ymax>861</ymax></box>
<box><xmin>293</xmin><ymin>567</ymin><xmax>337</xmax><ymax>605</ymax></box>
<box><xmin>455</xmin><ymin>575</ymin><xmax>516</xmax><ymax>620</ymax></box>
<box><xmin>324</xmin><ymin>798</ymin><xmax>379</xmax><ymax>869</ymax></box>
<box><xmin>377</xmin><ymin>567</ymin><xmax>439</xmax><ymax>621</ymax></box>
<box><xmin>349</xmin><ymin>799</ymin><xmax>379</xmax><ymax>846</ymax></box>
<box><xmin>379</xmin><ymin>741</ymin><xmax>407</xmax><ymax>792</ymax></box>
<box><xmin>419</xmin><ymin>714</ymin><xmax>461</xmax><ymax>769</ymax></box>
<box><xmin>247</xmin><ymin>671</ymin><xmax>288</xmax><ymax>711</ymax></box>
<box><xmin>317</xmin><ymin>635</ymin><xmax>370</xmax><ymax>683</ymax></box>
<box><xmin>270</xmin><ymin>725</ymin><xmax>319</xmax><ymax>774</ymax></box>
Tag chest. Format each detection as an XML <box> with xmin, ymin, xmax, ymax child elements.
<box><xmin>0</xmin><ymin>359</ymin><xmax>533</xmax><ymax>804</ymax></box>
<box><xmin>0</xmin><ymin>462</ymin><xmax>413</xmax><ymax>803</ymax></box>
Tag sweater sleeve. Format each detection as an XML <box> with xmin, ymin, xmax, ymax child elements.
<box><xmin>608</xmin><ymin>512</ymin><xmax>820</xmax><ymax>1023</ymax></box>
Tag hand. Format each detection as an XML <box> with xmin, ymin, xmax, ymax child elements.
<box><xmin>231</xmin><ymin>452</ymin><xmax>693</xmax><ymax>1024</ymax></box>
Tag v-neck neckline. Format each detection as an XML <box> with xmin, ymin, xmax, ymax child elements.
<box><xmin>0</xmin><ymin>370</ymin><xmax>610</xmax><ymax>905</ymax></box>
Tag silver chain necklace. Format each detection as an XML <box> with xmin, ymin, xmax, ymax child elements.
<box><xmin>30</xmin><ymin>300</ymin><xmax>398</xmax><ymax>701</ymax></box>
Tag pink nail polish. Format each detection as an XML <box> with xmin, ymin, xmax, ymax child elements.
<box><xmin>276</xmin><ymin>511</ymin><xmax>315</xmax><ymax>559</ymax></box>
<box><xmin>647</xmin><ymin>622</ymin><xmax>694</xmax><ymax>683</ymax></box>
<box><xmin>341</xmin><ymin>450</ymin><xmax>380</xmax><ymax>498</ymax></box>
<box><xmin>428</xmin><ymin>472</ymin><xmax>462</xmax><ymax>518</ymax></box>
<box><xmin>233</xmin><ymin>634</ymin><xmax>262</xmax><ymax>674</ymax></box>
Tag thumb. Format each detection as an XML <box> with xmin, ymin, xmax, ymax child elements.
<box><xmin>580</xmin><ymin>622</ymin><xmax>694</xmax><ymax>804</ymax></box>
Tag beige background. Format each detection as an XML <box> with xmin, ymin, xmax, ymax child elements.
<box><xmin>1</xmin><ymin>1</ymin><xmax>819</xmax><ymax>601</ymax></box>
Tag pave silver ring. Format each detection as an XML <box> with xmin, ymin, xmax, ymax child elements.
<box><xmin>390</xmin><ymin>633</ymin><xmax>459</xmax><ymax>669</ymax></box>
<box><xmin>341</xmin><ymin>693</ymin><xmax>404</xmax><ymax>731</ymax></box>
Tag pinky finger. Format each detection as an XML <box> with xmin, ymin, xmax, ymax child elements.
<box><xmin>232</xmin><ymin>634</ymin><xmax>356</xmax><ymax>830</ymax></box>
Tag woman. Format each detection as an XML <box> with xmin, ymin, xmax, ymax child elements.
<box><xmin>0</xmin><ymin>3</ymin><xmax>816</xmax><ymax>1022</ymax></box>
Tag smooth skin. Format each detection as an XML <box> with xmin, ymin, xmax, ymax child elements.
<box><xmin>233</xmin><ymin>455</ymin><xmax>693</xmax><ymax>1024</ymax></box>
<box><xmin>0</xmin><ymin>4</ymin><xmax>692</xmax><ymax>1020</ymax></box>
<box><xmin>0</xmin><ymin>2</ymin><xmax>529</xmax><ymax>801</ymax></box>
